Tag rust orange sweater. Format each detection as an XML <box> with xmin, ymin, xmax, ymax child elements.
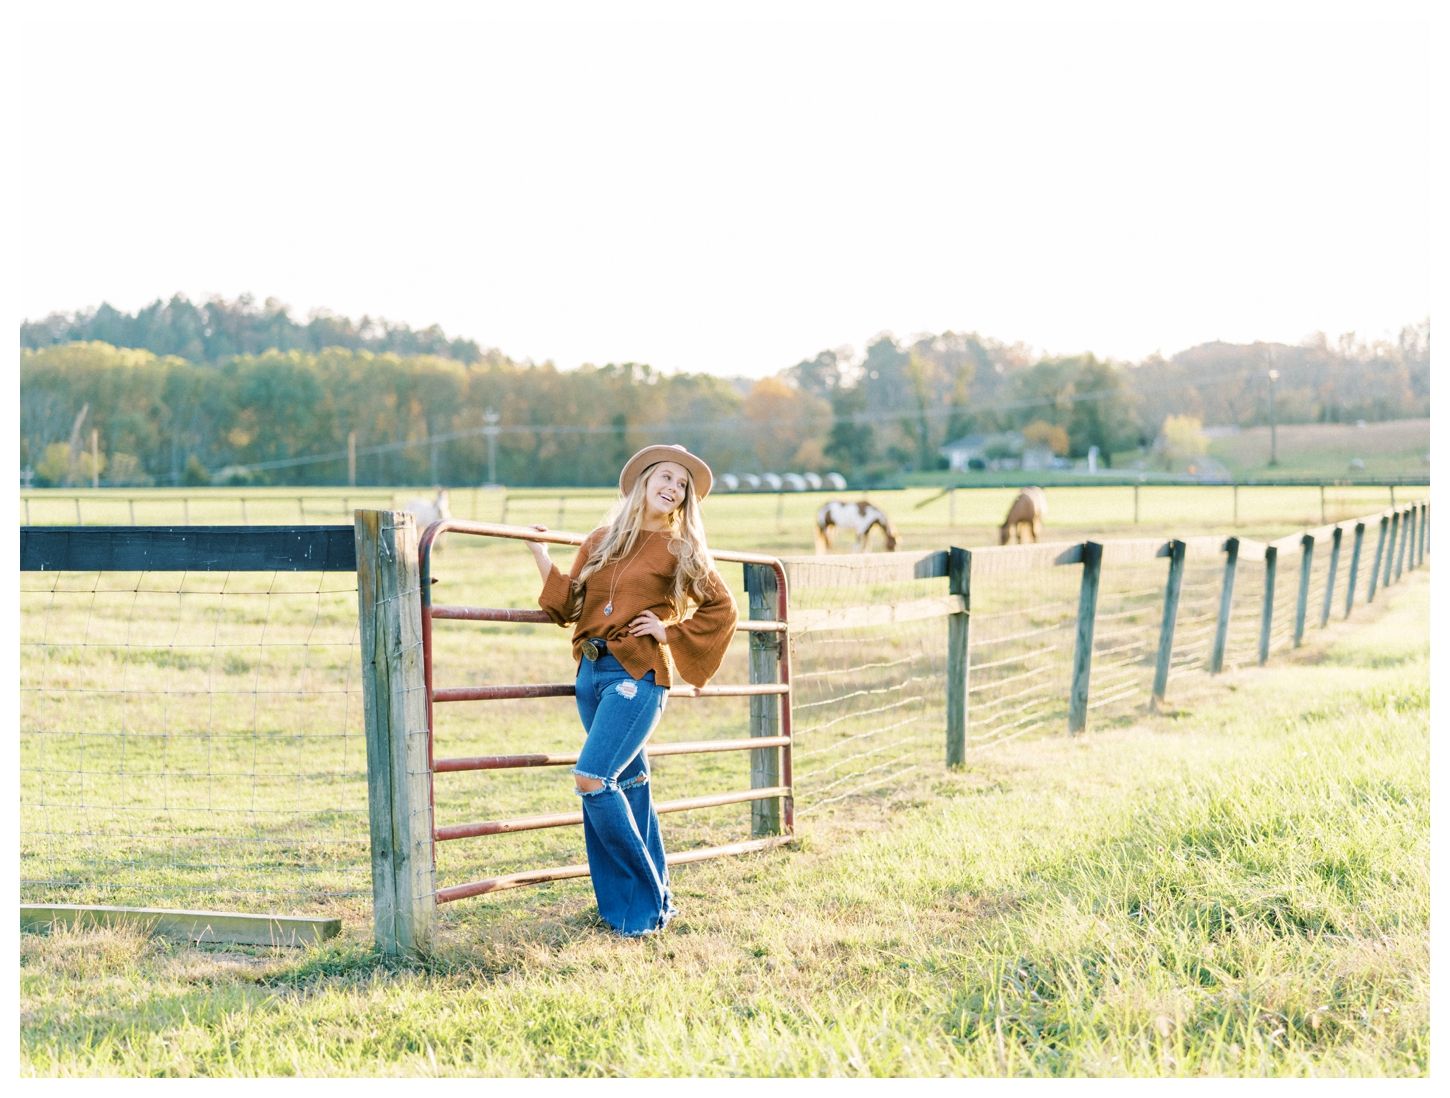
<box><xmin>538</xmin><ymin>527</ymin><xmax>739</xmax><ymax>688</ymax></box>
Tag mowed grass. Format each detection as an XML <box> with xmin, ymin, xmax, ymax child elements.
<box><xmin>1204</xmin><ymin>419</ymin><xmax>1430</xmax><ymax>480</ymax></box>
<box><xmin>20</xmin><ymin>568</ymin><xmax>1429</xmax><ymax>1076</ymax></box>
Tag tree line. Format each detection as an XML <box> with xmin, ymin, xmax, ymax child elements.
<box><xmin>21</xmin><ymin>294</ymin><xmax>485</xmax><ymax>367</ymax></box>
<box><xmin>18</xmin><ymin>303</ymin><xmax>1429</xmax><ymax>488</ymax></box>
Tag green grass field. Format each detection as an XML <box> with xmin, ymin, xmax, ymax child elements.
<box><xmin>1203</xmin><ymin>419</ymin><xmax>1431</xmax><ymax>480</ymax></box>
<box><xmin>20</xmin><ymin>480</ymin><xmax>1415</xmax><ymax>552</ymax></box>
<box><xmin>20</xmin><ymin>564</ymin><xmax>1429</xmax><ymax>1076</ymax></box>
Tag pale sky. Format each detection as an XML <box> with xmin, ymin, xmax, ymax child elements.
<box><xmin>10</xmin><ymin>3</ymin><xmax>1436</xmax><ymax>377</ymax></box>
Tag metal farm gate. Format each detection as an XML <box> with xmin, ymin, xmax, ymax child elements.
<box><xmin>354</xmin><ymin>514</ymin><xmax>795</xmax><ymax>952</ymax></box>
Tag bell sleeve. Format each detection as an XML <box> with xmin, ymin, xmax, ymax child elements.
<box><xmin>663</xmin><ymin>567</ymin><xmax>740</xmax><ymax>687</ymax></box>
<box><xmin>537</xmin><ymin>529</ymin><xmax>600</xmax><ymax>627</ymax></box>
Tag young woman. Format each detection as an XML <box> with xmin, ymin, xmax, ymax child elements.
<box><xmin>525</xmin><ymin>444</ymin><xmax>738</xmax><ymax>936</ymax></box>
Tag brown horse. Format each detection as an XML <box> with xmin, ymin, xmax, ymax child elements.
<box><xmin>999</xmin><ymin>487</ymin><xmax>1047</xmax><ymax>544</ymax></box>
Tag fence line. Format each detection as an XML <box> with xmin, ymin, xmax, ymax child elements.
<box><xmin>18</xmin><ymin>496</ymin><xmax>1428</xmax><ymax>953</ymax></box>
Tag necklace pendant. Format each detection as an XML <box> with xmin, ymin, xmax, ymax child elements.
<box><xmin>603</xmin><ymin>602</ymin><xmax>613</xmax><ymax>616</ymax></box>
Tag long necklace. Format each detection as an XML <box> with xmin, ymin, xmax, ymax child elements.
<box><xmin>602</xmin><ymin>531</ymin><xmax>657</xmax><ymax>616</ymax></box>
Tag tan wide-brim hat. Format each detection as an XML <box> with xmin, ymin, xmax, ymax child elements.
<box><xmin>619</xmin><ymin>444</ymin><xmax>714</xmax><ymax>500</ymax></box>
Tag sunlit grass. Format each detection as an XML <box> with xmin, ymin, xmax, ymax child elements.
<box><xmin>20</xmin><ymin>571</ymin><xmax>1428</xmax><ymax>1076</ymax></box>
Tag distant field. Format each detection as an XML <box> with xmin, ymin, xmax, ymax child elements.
<box><xmin>19</xmin><ymin>482</ymin><xmax>1415</xmax><ymax>553</ymax></box>
<box><xmin>1204</xmin><ymin>419</ymin><xmax>1430</xmax><ymax>479</ymax></box>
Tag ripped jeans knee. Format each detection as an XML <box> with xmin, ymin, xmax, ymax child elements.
<box><xmin>573</xmin><ymin>770</ymin><xmax>648</xmax><ymax>796</ymax></box>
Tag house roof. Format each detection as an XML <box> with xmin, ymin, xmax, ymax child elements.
<box><xmin>939</xmin><ymin>430</ymin><xmax>1024</xmax><ymax>455</ymax></box>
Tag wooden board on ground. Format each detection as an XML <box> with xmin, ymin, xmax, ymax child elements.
<box><xmin>21</xmin><ymin>903</ymin><xmax>342</xmax><ymax>947</ymax></box>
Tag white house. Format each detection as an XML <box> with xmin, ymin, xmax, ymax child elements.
<box><xmin>940</xmin><ymin>431</ymin><xmax>1061</xmax><ymax>472</ymax></box>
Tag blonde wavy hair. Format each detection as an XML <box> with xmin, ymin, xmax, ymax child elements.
<box><xmin>569</xmin><ymin>461</ymin><xmax>714</xmax><ymax>619</ymax></box>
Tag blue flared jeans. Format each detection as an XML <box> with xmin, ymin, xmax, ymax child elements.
<box><xmin>573</xmin><ymin>650</ymin><xmax>676</xmax><ymax>936</ymax></box>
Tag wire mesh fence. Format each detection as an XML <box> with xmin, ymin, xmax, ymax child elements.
<box><xmin>963</xmin><ymin>553</ymin><xmax>1080</xmax><ymax>750</ymax></box>
<box><xmin>17</xmin><ymin>499</ymin><xmax>1426</xmax><ymax>928</ymax></box>
<box><xmin>20</xmin><ymin>567</ymin><xmax>369</xmax><ymax>916</ymax></box>
<box><xmin>782</xmin><ymin>557</ymin><xmax>950</xmax><ymax>816</ymax></box>
<box><xmin>1085</xmin><ymin>556</ymin><xmax>1165</xmax><ymax>718</ymax></box>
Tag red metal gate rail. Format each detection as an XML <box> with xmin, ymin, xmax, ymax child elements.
<box><xmin>418</xmin><ymin>519</ymin><xmax>794</xmax><ymax>902</ymax></box>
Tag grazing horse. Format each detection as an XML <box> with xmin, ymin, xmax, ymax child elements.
<box><xmin>815</xmin><ymin>500</ymin><xmax>899</xmax><ymax>554</ymax></box>
<box><xmin>999</xmin><ymin>487</ymin><xmax>1047</xmax><ymax>544</ymax></box>
<box><xmin>406</xmin><ymin>487</ymin><xmax>452</xmax><ymax>550</ymax></box>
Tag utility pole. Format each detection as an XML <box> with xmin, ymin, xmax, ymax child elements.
<box><xmin>348</xmin><ymin>430</ymin><xmax>357</xmax><ymax>487</ymax></box>
<box><xmin>1267</xmin><ymin>368</ymin><xmax>1280</xmax><ymax>467</ymax></box>
<box><xmin>90</xmin><ymin>428</ymin><xmax>100</xmax><ymax>489</ymax></box>
<box><xmin>484</xmin><ymin>407</ymin><xmax>500</xmax><ymax>485</ymax></box>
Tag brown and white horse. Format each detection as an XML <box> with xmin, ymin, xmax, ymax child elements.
<box><xmin>999</xmin><ymin>486</ymin><xmax>1047</xmax><ymax>544</ymax></box>
<box><xmin>815</xmin><ymin>500</ymin><xmax>899</xmax><ymax>554</ymax></box>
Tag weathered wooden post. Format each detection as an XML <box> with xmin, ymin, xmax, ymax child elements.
<box><xmin>1293</xmin><ymin>534</ymin><xmax>1314</xmax><ymax>647</ymax></box>
<box><xmin>1383</xmin><ymin>511</ymin><xmax>1400</xmax><ymax>588</ymax></box>
<box><xmin>1067</xmin><ymin>542</ymin><xmax>1103</xmax><ymax>735</ymax></box>
<box><xmin>1422</xmin><ymin>502</ymin><xmax>1430</xmax><ymax>557</ymax></box>
<box><xmin>355</xmin><ymin>509</ymin><xmax>436</xmax><ymax>957</ymax></box>
<box><xmin>1210</xmin><ymin>537</ymin><xmax>1240</xmax><ymax>675</ymax></box>
<box><xmin>1320</xmin><ymin>526</ymin><xmax>1341</xmax><ymax>628</ymax></box>
<box><xmin>1367</xmin><ymin>516</ymin><xmax>1388</xmax><ymax>603</ymax></box>
<box><xmin>945</xmin><ymin>547</ymin><xmax>971</xmax><ymax>766</ymax></box>
<box><xmin>1397</xmin><ymin>504</ymin><xmax>1409</xmax><ymax>577</ymax></box>
<box><xmin>1414</xmin><ymin>503</ymin><xmax>1426</xmax><ymax>566</ymax></box>
<box><xmin>1151</xmin><ymin>539</ymin><xmax>1186</xmax><ymax>710</ymax></box>
<box><xmin>1402</xmin><ymin>507</ymin><xmax>1417</xmax><ymax>572</ymax></box>
<box><xmin>1344</xmin><ymin>521</ymin><xmax>1365</xmax><ymax>617</ymax></box>
<box><xmin>1258</xmin><ymin>546</ymin><xmax>1277</xmax><ymax>666</ymax></box>
<box><xmin>745</xmin><ymin>563</ymin><xmax>782</xmax><ymax>837</ymax></box>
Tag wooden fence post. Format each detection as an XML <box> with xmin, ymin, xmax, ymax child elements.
<box><xmin>1320</xmin><ymin>526</ymin><xmax>1341</xmax><ymax>628</ymax></box>
<box><xmin>1258</xmin><ymin>546</ymin><xmax>1277</xmax><ymax>666</ymax></box>
<box><xmin>1293</xmin><ymin>534</ymin><xmax>1314</xmax><ymax>647</ymax></box>
<box><xmin>1383</xmin><ymin>511</ymin><xmax>1400</xmax><ymax>588</ymax></box>
<box><xmin>1367</xmin><ymin>516</ymin><xmax>1387</xmax><ymax>603</ymax></box>
<box><xmin>1067</xmin><ymin>541</ymin><xmax>1103</xmax><ymax>735</ymax></box>
<box><xmin>745</xmin><ymin>563</ymin><xmax>782</xmax><ymax>837</ymax></box>
<box><xmin>1401</xmin><ymin>507</ymin><xmax>1416</xmax><ymax>573</ymax></box>
<box><xmin>1151</xmin><ymin>539</ymin><xmax>1186</xmax><ymax>710</ymax></box>
<box><xmin>1397</xmin><ymin>504</ymin><xmax>1409</xmax><ymax>577</ymax></box>
<box><xmin>1210</xmin><ymin>537</ymin><xmax>1240</xmax><ymax>675</ymax></box>
<box><xmin>1422</xmin><ymin>502</ymin><xmax>1430</xmax><ymax>557</ymax></box>
<box><xmin>355</xmin><ymin>510</ymin><xmax>436</xmax><ymax>957</ymax></box>
<box><xmin>945</xmin><ymin>547</ymin><xmax>971</xmax><ymax>766</ymax></box>
<box><xmin>1344</xmin><ymin>522</ymin><xmax>1365</xmax><ymax>617</ymax></box>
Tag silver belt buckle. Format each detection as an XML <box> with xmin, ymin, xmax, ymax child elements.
<box><xmin>581</xmin><ymin>639</ymin><xmax>602</xmax><ymax>662</ymax></box>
